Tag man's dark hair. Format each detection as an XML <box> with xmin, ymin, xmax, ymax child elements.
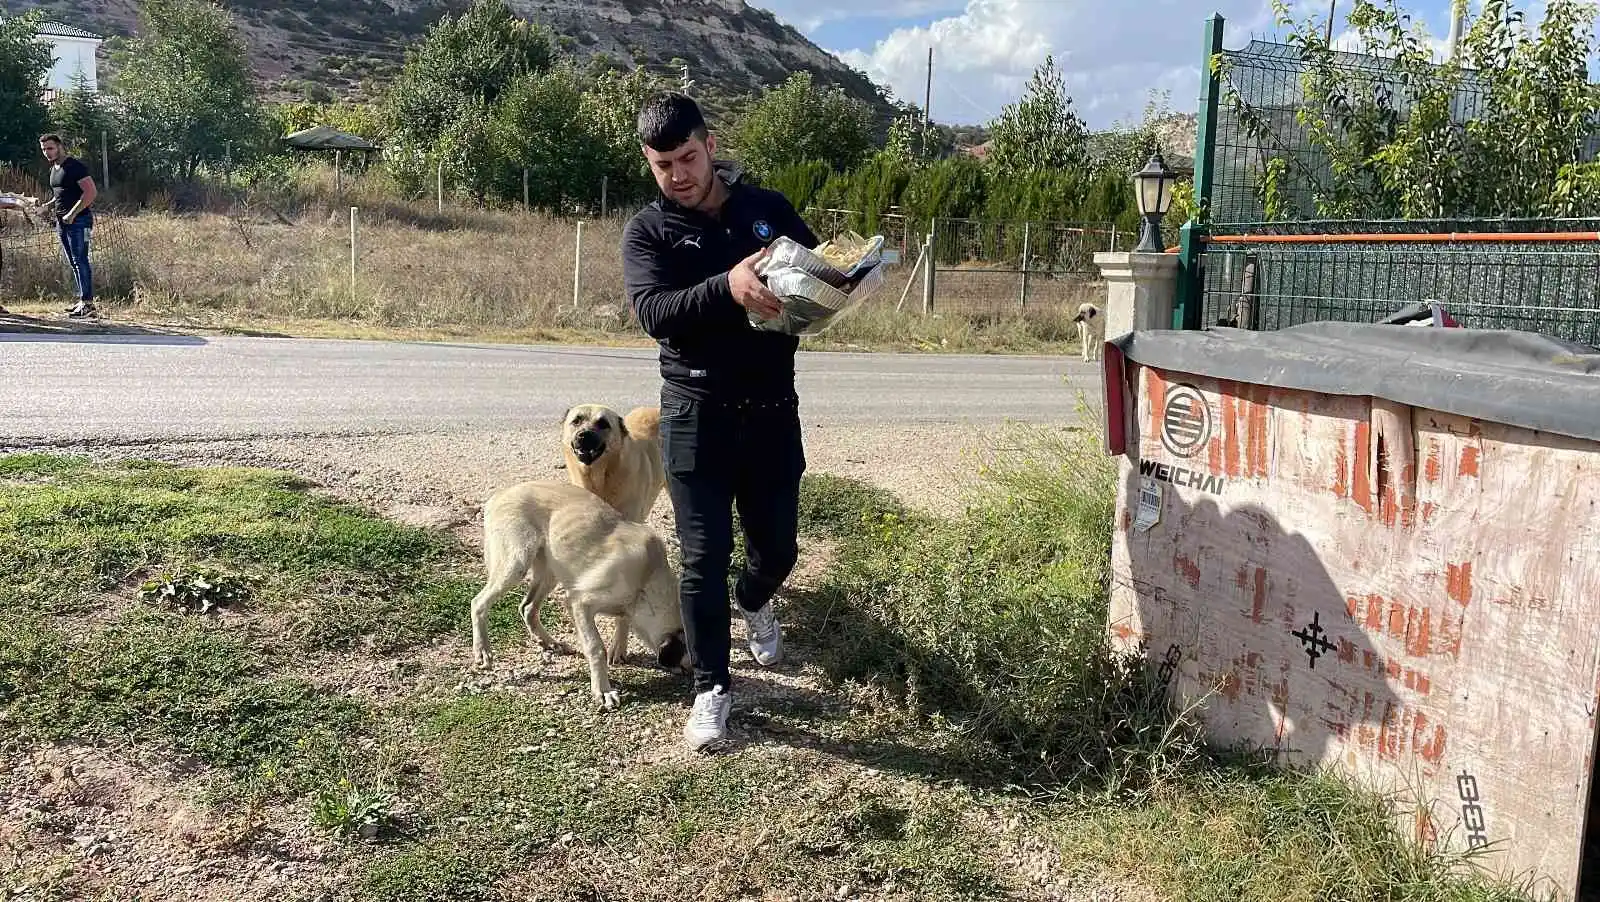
<box><xmin>636</xmin><ymin>92</ymin><xmax>708</xmax><ymax>152</ymax></box>
<box><xmin>38</xmin><ymin>133</ymin><xmax>63</xmax><ymax>146</ymax></box>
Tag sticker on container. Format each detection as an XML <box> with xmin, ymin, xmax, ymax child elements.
<box><xmin>1135</xmin><ymin>477</ymin><xmax>1163</xmax><ymax>532</ymax></box>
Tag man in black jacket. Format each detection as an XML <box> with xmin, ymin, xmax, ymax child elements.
<box><xmin>621</xmin><ymin>92</ymin><xmax>819</xmax><ymax>752</ymax></box>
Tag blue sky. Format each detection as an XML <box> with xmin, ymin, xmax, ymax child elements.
<box><xmin>749</xmin><ymin>0</ymin><xmax>1467</xmax><ymax>129</ymax></box>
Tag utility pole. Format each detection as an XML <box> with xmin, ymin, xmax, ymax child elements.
<box><xmin>923</xmin><ymin>47</ymin><xmax>933</xmax><ymax>125</ymax></box>
<box><xmin>1325</xmin><ymin>0</ymin><xmax>1336</xmax><ymax>47</ymax></box>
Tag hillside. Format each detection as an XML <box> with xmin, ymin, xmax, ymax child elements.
<box><xmin>15</xmin><ymin>0</ymin><xmax>897</xmax><ymax>117</ymax></box>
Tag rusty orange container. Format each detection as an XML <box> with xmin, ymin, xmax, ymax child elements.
<box><xmin>1102</xmin><ymin>323</ymin><xmax>1600</xmax><ymax>898</ymax></box>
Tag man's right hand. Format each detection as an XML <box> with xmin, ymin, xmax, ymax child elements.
<box><xmin>729</xmin><ymin>248</ymin><xmax>783</xmax><ymax>321</ymax></box>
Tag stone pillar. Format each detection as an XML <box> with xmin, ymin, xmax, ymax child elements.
<box><xmin>1093</xmin><ymin>252</ymin><xmax>1181</xmax><ymax>339</ymax></box>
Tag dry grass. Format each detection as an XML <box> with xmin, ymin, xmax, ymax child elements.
<box><xmin>0</xmin><ymin>185</ymin><xmax>1097</xmax><ymax>354</ymax></box>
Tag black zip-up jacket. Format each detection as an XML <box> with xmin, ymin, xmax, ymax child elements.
<box><xmin>622</xmin><ymin>162</ymin><xmax>819</xmax><ymax>401</ymax></box>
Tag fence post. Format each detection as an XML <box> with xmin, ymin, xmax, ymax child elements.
<box><xmin>1019</xmin><ymin>221</ymin><xmax>1032</xmax><ymax>308</ymax></box>
<box><xmin>573</xmin><ymin>220</ymin><xmax>585</xmax><ymax>309</ymax></box>
<box><xmin>921</xmin><ymin>222</ymin><xmax>937</xmax><ymax>315</ymax></box>
<box><xmin>523</xmin><ymin>168</ymin><xmax>530</xmax><ymax>210</ymax></box>
<box><xmin>1174</xmin><ymin>13</ymin><xmax>1224</xmax><ymax>330</ymax></box>
<box><xmin>349</xmin><ymin>207</ymin><xmax>358</xmax><ymax>303</ymax></box>
<box><xmin>601</xmin><ymin>176</ymin><xmax>609</xmax><ymax>219</ymax></box>
<box><xmin>436</xmin><ymin>161</ymin><xmax>444</xmax><ymax>214</ymax></box>
<box><xmin>100</xmin><ymin>130</ymin><xmax>109</xmax><ymax>191</ymax></box>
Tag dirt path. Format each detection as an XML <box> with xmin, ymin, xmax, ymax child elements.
<box><xmin>20</xmin><ymin>421</ymin><xmax>1006</xmax><ymax>522</ymax></box>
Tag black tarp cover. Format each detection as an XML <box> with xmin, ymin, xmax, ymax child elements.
<box><xmin>1109</xmin><ymin>323</ymin><xmax>1600</xmax><ymax>444</ymax></box>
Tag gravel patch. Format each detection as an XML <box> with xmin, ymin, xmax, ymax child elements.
<box><xmin>5</xmin><ymin>420</ymin><xmax>1007</xmax><ymax>521</ymax></box>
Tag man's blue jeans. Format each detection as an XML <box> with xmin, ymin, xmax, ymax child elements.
<box><xmin>57</xmin><ymin>218</ymin><xmax>93</xmax><ymax>302</ymax></box>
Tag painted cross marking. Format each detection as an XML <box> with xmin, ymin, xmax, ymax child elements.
<box><xmin>1291</xmin><ymin>612</ymin><xmax>1337</xmax><ymax>669</ymax></box>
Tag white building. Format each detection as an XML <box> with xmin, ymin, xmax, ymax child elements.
<box><xmin>37</xmin><ymin>20</ymin><xmax>103</xmax><ymax>96</ymax></box>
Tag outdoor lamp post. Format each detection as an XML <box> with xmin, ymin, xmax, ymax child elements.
<box><xmin>1132</xmin><ymin>148</ymin><xmax>1177</xmax><ymax>253</ymax></box>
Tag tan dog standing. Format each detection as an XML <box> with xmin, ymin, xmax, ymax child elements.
<box><xmin>468</xmin><ymin>480</ymin><xmax>690</xmax><ymax>710</ymax></box>
<box><xmin>561</xmin><ymin>403</ymin><xmax>668</xmax><ymax>663</ymax></box>
<box><xmin>562</xmin><ymin>404</ymin><xmax>666</xmax><ymax>522</ymax></box>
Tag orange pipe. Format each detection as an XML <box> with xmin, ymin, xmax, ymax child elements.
<box><xmin>1208</xmin><ymin>231</ymin><xmax>1600</xmax><ymax>244</ymax></box>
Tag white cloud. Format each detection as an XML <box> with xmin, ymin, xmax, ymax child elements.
<box><xmin>760</xmin><ymin>0</ymin><xmax>970</xmax><ymax>35</ymax></box>
<box><xmin>816</xmin><ymin>0</ymin><xmax>1281</xmax><ymax>128</ymax></box>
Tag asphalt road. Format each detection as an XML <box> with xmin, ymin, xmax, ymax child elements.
<box><xmin>0</xmin><ymin>334</ymin><xmax>1100</xmax><ymax>443</ymax></box>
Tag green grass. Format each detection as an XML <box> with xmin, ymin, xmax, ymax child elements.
<box><xmin>0</xmin><ymin>609</ymin><xmax>367</xmax><ymax>800</ymax></box>
<box><xmin>0</xmin><ymin>454</ymin><xmax>478</xmax><ymax>650</ymax></box>
<box><xmin>1056</xmin><ymin>765</ymin><xmax>1543</xmax><ymax>902</ymax></box>
<box><xmin>789</xmin><ymin>424</ymin><xmax>1186</xmax><ymax>792</ymax></box>
<box><xmin>0</xmin><ymin>449</ymin><xmax>1557</xmax><ymax>901</ymax></box>
<box><xmin>786</xmin><ymin>427</ymin><xmax>1551</xmax><ymax>902</ymax></box>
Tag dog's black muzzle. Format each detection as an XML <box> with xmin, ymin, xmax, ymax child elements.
<box><xmin>571</xmin><ymin>429</ymin><xmax>605</xmax><ymax>464</ymax></box>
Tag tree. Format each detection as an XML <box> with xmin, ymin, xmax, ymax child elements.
<box><xmin>883</xmin><ymin>104</ymin><xmax>940</xmax><ymax>168</ymax></box>
<box><xmin>0</xmin><ymin>10</ymin><xmax>53</xmax><ymax>166</ymax></box>
<box><xmin>900</xmin><ymin>155</ymin><xmax>988</xmax><ymax>224</ymax></box>
<box><xmin>487</xmin><ymin>65</ymin><xmax>597</xmax><ymax>208</ymax></box>
<box><xmin>985</xmin><ymin>54</ymin><xmax>1089</xmax><ymax>176</ymax></box>
<box><xmin>765</xmin><ymin>160</ymin><xmax>833</xmax><ymax>213</ymax></box>
<box><xmin>726</xmin><ymin>72</ymin><xmax>875</xmax><ymax>178</ymax></box>
<box><xmin>380</xmin><ymin>0</ymin><xmax>557</xmax><ymax>195</ymax></box>
<box><xmin>578</xmin><ymin>66</ymin><xmax>663</xmax><ymax>209</ymax></box>
<box><xmin>111</xmin><ymin>0</ymin><xmax>265</xmax><ymax>182</ymax></box>
<box><xmin>1239</xmin><ymin>0</ymin><xmax>1600</xmax><ymax>219</ymax></box>
<box><xmin>48</xmin><ymin>74</ymin><xmax>117</xmax><ymax>158</ymax></box>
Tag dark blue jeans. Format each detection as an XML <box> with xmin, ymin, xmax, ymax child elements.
<box><xmin>57</xmin><ymin>218</ymin><xmax>93</xmax><ymax>302</ymax></box>
<box><xmin>659</xmin><ymin>389</ymin><xmax>806</xmax><ymax>692</ymax></box>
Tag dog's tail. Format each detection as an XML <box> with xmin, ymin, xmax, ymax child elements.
<box><xmin>624</xmin><ymin>406</ymin><xmax>661</xmax><ymax>442</ymax></box>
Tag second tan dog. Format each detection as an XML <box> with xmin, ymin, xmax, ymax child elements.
<box><xmin>562</xmin><ymin>403</ymin><xmax>668</xmax><ymax>663</ymax></box>
<box><xmin>562</xmin><ymin>403</ymin><xmax>665</xmax><ymax>522</ymax></box>
<box><xmin>469</xmin><ymin>479</ymin><xmax>690</xmax><ymax>710</ymax></box>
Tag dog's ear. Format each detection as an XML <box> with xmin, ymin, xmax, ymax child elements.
<box><xmin>616</xmin><ymin>415</ymin><xmax>629</xmax><ymax>438</ymax></box>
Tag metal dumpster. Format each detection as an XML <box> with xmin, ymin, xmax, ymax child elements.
<box><xmin>1101</xmin><ymin>322</ymin><xmax>1600</xmax><ymax>897</ymax></box>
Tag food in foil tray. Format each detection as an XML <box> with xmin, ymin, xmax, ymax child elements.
<box><xmin>750</xmin><ymin>231</ymin><xmax>887</xmax><ymax>336</ymax></box>
<box><xmin>814</xmin><ymin>231</ymin><xmax>880</xmax><ymax>275</ymax></box>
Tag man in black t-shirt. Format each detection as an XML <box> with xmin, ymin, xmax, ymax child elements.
<box><xmin>38</xmin><ymin>134</ymin><xmax>98</xmax><ymax>317</ymax></box>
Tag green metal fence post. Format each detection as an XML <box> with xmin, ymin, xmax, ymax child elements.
<box><xmin>1175</xmin><ymin>13</ymin><xmax>1224</xmax><ymax>330</ymax></box>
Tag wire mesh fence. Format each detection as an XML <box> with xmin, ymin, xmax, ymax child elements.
<box><xmin>1207</xmin><ymin>38</ymin><xmax>1600</xmax><ymax>226</ymax></box>
<box><xmin>1199</xmin><ymin>220</ymin><xmax>1600</xmax><ymax>345</ymax></box>
<box><xmin>1</xmin><ymin>212</ymin><xmax>151</xmax><ymax>311</ymax></box>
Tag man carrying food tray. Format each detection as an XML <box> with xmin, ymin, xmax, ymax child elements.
<box><xmin>620</xmin><ymin>91</ymin><xmax>821</xmax><ymax>752</ymax></box>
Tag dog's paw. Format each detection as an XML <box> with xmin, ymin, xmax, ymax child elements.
<box><xmin>471</xmin><ymin>648</ymin><xmax>493</xmax><ymax>670</ymax></box>
<box><xmin>607</xmin><ymin>645</ymin><xmax>628</xmax><ymax>667</ymax></box>
<box><xmin>595</xmin><ymin>690</ymin><xmax>621</xmax><ymax>711</ymax></box>
<box><xmin>539</xmin><ymin>639</ymin><xmax>575</xmax><ymax>656</ymax></box>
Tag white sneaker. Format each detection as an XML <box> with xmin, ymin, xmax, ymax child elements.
<box><xmin>741</xmin><ymin>602</ymin><xmax>783</xmax><ymax>666</ymax></box>
<box><xmin>684</xmin><ymin>685</ymin><xmax>732</xmax><ymax>752</ymax></box>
